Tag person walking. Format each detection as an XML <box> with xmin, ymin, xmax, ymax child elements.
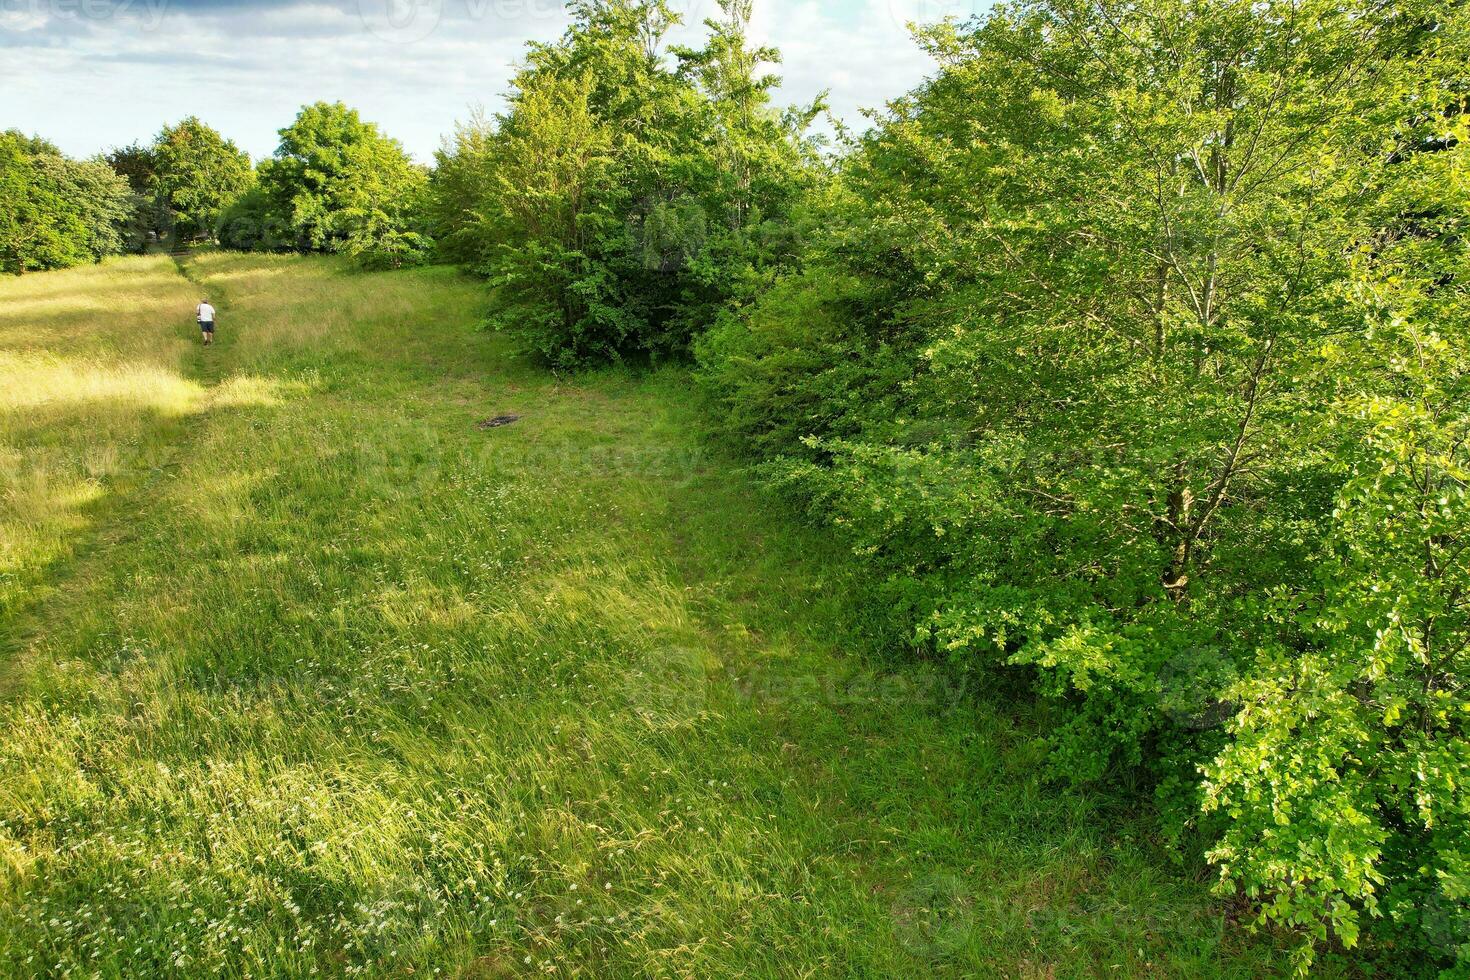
<box><xmin>196</xmin><ymin>299</ymin><xmax>217</xmax><ymax>345</ymax></box>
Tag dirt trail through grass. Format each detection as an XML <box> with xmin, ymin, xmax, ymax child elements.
<box><xmin>0</xmin><ymin>253</ymin><xmax>1293</xmax><ymax>977</ymax></box>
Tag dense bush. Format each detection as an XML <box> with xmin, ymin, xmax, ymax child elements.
<box><xmin>431</xmin><ymin>0</ymin><xmax>823</xmax><ymax>366</ymax></box>
<box><xmin>242</xmin><ymin>102</ymin><xmax>432</xmax><ymax>268</ymax></box>
<box><xmin>216</xmin><ymin>185</ymin><xmax>290</xmax><ymax>253</ymax></box>
<box><xmin>0</xmin><ymin>131</ymin><xmax>135</xmax><ymax>274</ymax></box>
<box><xmin>151</xmin><ymin>117</ymin><xmax>255</xmax><ymax>242</ymax></box>
<box><xmin>696</xmin><ymin>0</ymin><xmax>1468</xmax><ymax>971</ymax></box>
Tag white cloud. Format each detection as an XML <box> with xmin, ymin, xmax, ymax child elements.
<box><xmin>0</xmin><ymin>6</ymin><xmax>50</xmax><ymax>32</ymax></box>
<box><xmin>3</xmin><ymin>0</ymin><xmax>978</xmax><ymax>161</ymax></box>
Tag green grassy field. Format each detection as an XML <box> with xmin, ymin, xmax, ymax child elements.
<box><xmin>0</xmin><ymin>252</ymin><xmax>1297</xmax><ymax>977</ymax></box>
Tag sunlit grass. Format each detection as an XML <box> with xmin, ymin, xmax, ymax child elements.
<box><xmin>0</xmin><ymin>252</ymin><xmax>1304</xmax><ymax>977</ymax></box>
<box><xmin>0</xmin><ymin>352</ymin><xmax>199</xmax><ymax>413</ymax></box>
<box><xmin>0</xmin><ymin>255</ymin><xmax>201</xmax><ymax>624</ymax></box>
<box><xmin>0</xmin><ymin>256</ymin><xmax>291</xmax><ymax>626</ymax></box>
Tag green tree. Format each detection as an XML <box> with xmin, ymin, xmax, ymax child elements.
<box><xmin>334</xmin><ymin>135</ymin><xmax>433</xmax><ymax>270</ymax></box>
<box><xmin>254</xmin><ymin>101</ymin><xmax>429</xmax><ymax>266</ymax></box>
<box><xmin>695</xmin><ymin>0</ymin><xmax>1467</xmax><ymax>969</ymax></box>
<box><xmin>106</xmin><ymin>140</ymin><xmax>171</xmax><ymax>245</ymax></box>
<box><xmin>673</xmin><ymin>0</ymin><xmax>812</xmax><ymax>230</ymax></box>
<box><xmin>428</xmin><ymin>111</ymin><xmax>501</xmax><ymax>267</ymax></box>
<box><xmin>104</xmin><ymin>141</ymin><xmax>157</xmax><ymax>194</ymax></box>
<box><xmin>1204</xmin><ymin>26</ymin><xmax>1470</xmax><ymax>966</ymax></box>
<box><xmin>454</xmin><ymin>73</ymin><xmax>622</xmax><ymax>363</ymax></box>
<box><xmin>667</xmin><ymin>0</ymin><xmax>827</xmax><ymax>340</ymax></box>
<box><xmin>151</xmin><ymin>117</ymin><xmax>254</xmax><ymax>242</ymax></box>
<box><xmin>216</xmin><ymin>186</ymin><xmax>291</xmax><ymax>253</ymax></box>
<box><xmin>1</xmin><ymin>131</ymin><xmax>134</xmax><ymax>274</ymax></box>
<box><xmin>433</xmin><ymin>0</ymin><xmax>821</xmax><ymax>364</ymax></box>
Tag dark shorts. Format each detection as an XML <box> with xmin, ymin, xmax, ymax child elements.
<box><xmin>200</xmin><ymin>321</ymin><xmax>215</xmax><ymax>333</ymax></box>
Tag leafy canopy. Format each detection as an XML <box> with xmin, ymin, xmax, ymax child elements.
<box><xmin>151</xmin><ymin>117</ymin><xmax>254</xmax><ymax>241</ymax></box>
<box><xmin>696</xmin><ymin>0</ymin><xmax>1469</xmax><ymax>970</ymax></box>
<box><xmin>240</xmin><ymin>102</ymin><xmax>431</xmax><ymax>267</ymax></box>
<box><xmin>0</xmin><ymin>131</ymin><xmax>135</xmax><ymax>274</ymax></box>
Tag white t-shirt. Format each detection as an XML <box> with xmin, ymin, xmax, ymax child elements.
<box><xmin>197</xmin><ymin>303</ymin><xmax>216</xmax><ymax>322</ymax></box>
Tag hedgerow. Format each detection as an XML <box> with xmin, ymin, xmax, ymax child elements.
<box><xmin>696</xmin><ymin>0</ymin><xmax>1469</xmax><ymax>971</ymax></box>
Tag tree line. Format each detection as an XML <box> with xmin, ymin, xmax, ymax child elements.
<box><xmin>694</xmin><ymin>0</ymin><xmax>1466</xmax><ymax>972</ymax></box>
<box><xmin>1</xmin><ymin>132</ymin><xmax>137</xmax><ymax>274</ymax></box>
<box><xmin>1</xmin><ymin>103</ymin><xmax>428</xmax><ymax>274</ymax></box>
<box><xmin>3</xmin><ymin>0</ymin><xmax>1467</xmax><ymax>972</ymax></box>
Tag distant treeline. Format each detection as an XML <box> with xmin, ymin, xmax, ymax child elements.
<box><xmin>0</xmin><ymin>132</ymin><xmax>138</xmax><ymax>274</ymax></box>
<box><xmin>3</xmin><ymin>0</ymin><xmax>1467</xmax><ymax>972</ymax></box>
<box><xmin>1</xmin><ymin>103</ymin><xmax>428</xmax><ymax>274</ymax></box>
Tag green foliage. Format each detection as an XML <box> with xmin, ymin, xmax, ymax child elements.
<box><xmin>216</xmin><ymin>185</ymin><xmax>289</xmax><ymax>253</ymax></box>
<box><xmin>448</xmin><ymin>73</ymin><xmax>626</xmax><ymax>364</ymax></box>
<box><xmin>249</xmin><ymin>102</ymin><xmax>431</xmax><ymax>267</ymax></box>
<box><xmin>1204</xmin><ymin>75</ymin><xmax>1470</xmax><ymax>970</ymax></box>
<box><xmin>432</xmin><ymin>0</ymin><xmax>823</xmax><ymax>366</ymax></box>
<box><xmin>3</xmin><ymin>0</ymin><xmax>1462</xmax><ymax>970</ymax></box>
<box><xmin>151</xmin><ymin>117</ymin><xmax>254</xmax><ymax>241</ymax></box>
<box><xmin>104</xmin><ymin>141</ymin><xmax>157</xmax><ymax>194</ymax></box>
<box><xmin>0</xmin><ymin>130</ymin><xmax>135</xmax><ymax>274</ymax></box>
<box><xmin>696</xmin><ymin>0</ymin><xmax>1469</xmax><ymax>970</ymax></box>
<box><xmin>106</xmin><ymin>142</ymin><xmax>172</xmax><ymax>245</ymax></box>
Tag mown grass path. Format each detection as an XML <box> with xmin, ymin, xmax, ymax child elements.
<box><xmin>0</xmin><ymin>253</ymin><xmax>1293</xmax><ymax>977</ymax></box>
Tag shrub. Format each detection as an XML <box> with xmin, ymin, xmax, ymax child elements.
<box><xmin>0</xmin><ymin>131</ymin><xmax>135</xmax><ymax>274</ymax></box>
<box><xmin>151</xmin><ymin>117</ymin><xmax>254</xmax><ymax>242</ymax></box>
<box><xmin>431</xmin><ymin>0</ymin><xmax>824</xmax><ymax>366</ymax></box>
<box><xmin>695</xmin><ymin>0</ymin><xmax>1469</xmax><ymax>970</ymax></box>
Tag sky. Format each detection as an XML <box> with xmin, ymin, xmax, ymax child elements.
<box><xmin>0</xmin><ymin>0</ymin><xmax>991</xmax><ymax>163</ymax></box>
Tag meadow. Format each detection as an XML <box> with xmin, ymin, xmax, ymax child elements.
<box><xmin>0</xmin><ymin>252</ymin><xmax>1305</xmax><ymax>977</ymax></box>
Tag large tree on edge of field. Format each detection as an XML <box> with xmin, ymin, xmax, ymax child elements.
<box><xmin>151</xmin><ymin>117</ymin><xmax>254</xmax><ymax>243</ymax></box>
<box><xmin>0</xmin><ymin>130</ymin><xmax>135</xmax><ymax>274</ymax></box>
<box><xmin>251</xmin><ymin>101</ymin><xmax>430</xmax><ymax>266</ymax></box>
<box><xmin>694</xmin><ymin>0</ymin><xmax>1468</xmax><ymax>969</ymax></box>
